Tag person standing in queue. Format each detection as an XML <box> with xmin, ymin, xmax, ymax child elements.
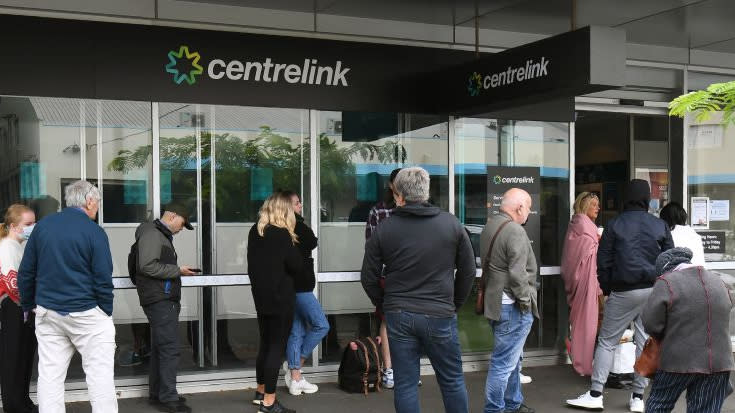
<box><xmin>134</xmin><ymin>202</ymin><xmax>197</xmax><ymax>413</ymax></box>
<box><xmin>0</xmin><ymin>204</ymin><xmax>37</xmax><ymax>413</ymax></box>
<box><xmin>281</xmin><ymin>191</ymin><xmax>330</xmax><ymax>396</ymax></box>
<box><xmin>248</xmin><ymin>192</ymin><xmax>302</xmax><ymax>413</ymax></box>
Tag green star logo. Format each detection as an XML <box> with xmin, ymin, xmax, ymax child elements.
<box><xmin>165</xmin><ymin>45</ymin><xmax>204</xmax><ymax>85</ymax></box>
<box><xmin>493</xmin><ymin>175</ymin><xmax>503</xmax><ymax>184</ymax></box>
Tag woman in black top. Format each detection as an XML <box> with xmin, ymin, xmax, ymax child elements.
<box><xmin>280</xmin><ymin>191</ymin><xmax>330</xmax><ymax>396</ymax></box>
<box><xmin>248</xmin><ymin>192</ymin><xmax>302</xmax><ymax>413</ymax></box>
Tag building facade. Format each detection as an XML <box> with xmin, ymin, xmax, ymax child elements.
<box><xmin>0</xmin><ymin>0</ymin><xmax>733</xmax><ymax>400</ymax></box>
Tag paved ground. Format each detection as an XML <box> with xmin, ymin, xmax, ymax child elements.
<box><xmin>8</xmin><ymin>365</ymin><xmax>735</xmax><ymax>412</ymax></box>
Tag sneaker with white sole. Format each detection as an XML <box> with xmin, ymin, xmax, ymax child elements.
<box><xmin>288</xmin><ymin>378</ymin><xmax>318</xmax><ymax>395</ymax></box>
<box><xmin>520</xmin><ymin>373</ymin><xmax>532</xmax><ymax>384</ymax></box>
<box><xmin>566</xmin><ymin>391</ymin><xmax>604</xmax><ymax>410</ymax></box>
<box><xmin>282</xmin><ymin>362</ymin><xmax>292</xmax><ymax>388</ymax></box>
<box><xmin>629</xmin><ymin>395</ymin><xmax>644</xmax><ymax>413</ymax></box>
<box><xmin>382</xmin><ymin>368</ymin><xmax>394</xmax><ymax>389</ymax></box>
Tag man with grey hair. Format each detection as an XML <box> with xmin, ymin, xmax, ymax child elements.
<box><xmin>480</xmin><ymin>187</ymin><xmax>537</xmax><ymax>413</ymax></box>
<box><xmin>19</xmin><ymin>180</ymin><xmax>117</xmax><ymax>413</ymax></box>
<box><xmin>361</xmin><ymin>167</ymin><xmax>476</xmax><ymax>413</ymax></box>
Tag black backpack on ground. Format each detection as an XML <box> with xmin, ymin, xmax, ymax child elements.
<box><xmin>127</xmin><ymin>241</ymin><xmax>138</xmax><ymax>285</ymax></box>
<box><xmin>338</xmin><ymin>337</ymin><xmax>383</xmax><ymax>395</ymax></box>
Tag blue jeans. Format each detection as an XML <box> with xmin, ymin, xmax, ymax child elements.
<box><xmin>385</xmin><ymin>311</ymin><xmax>468</xmax><ymax>413</ymax></box>
<box><xmin>286</xmin><ymin>292</ymin><xmax>330</xmax><ymax>369</ymax></box>
<box><xmin>484</xmin><ymin>304</ymin><xmax>534</xmax><ymax>413</ymax></box>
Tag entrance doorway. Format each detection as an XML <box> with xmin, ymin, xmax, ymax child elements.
<box><xmin>575</xmin><ymin>110</ymin><xmax>671</xmax><ymax>226</ymax></box>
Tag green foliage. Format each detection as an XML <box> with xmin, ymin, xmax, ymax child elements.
<box><xmin>107</xmin><ymin>126</ymin><xmax>407</xmax><ymax>219</ymax></box>
<box><xmin>669</xmin><ymin>80</ymin><xmax>735</xmax><ymax>126</ymax></box>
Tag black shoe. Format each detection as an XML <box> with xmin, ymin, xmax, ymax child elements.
<box><xmin>505</xmin><ymin>404</ymin><xmax>535</xmax><ymax>413</ymax></box>
<box><xmin>155</xmin><ymin>400</ymin><xmax>192</xmax><ymax>413</ymax></box>
<box><xmin>252</xmin><ymin>391</ymin><xmax>265</xmax><ymax>405</ymax></box>
<box><xmin>259</xmin><ymin>400</ymin><xmax>295</xmax><ymax>413</ymax></box>
<box><xmin>149</xmin><ymin>396</ymin><xmax>187</xmax><ymax>404</ymax></box>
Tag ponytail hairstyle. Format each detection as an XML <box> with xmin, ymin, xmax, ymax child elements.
<box><xmin>257</xmin><ymin>192</ymin><xmax>298</xmax><ymax>244</ymax></box>
<box><xmin>0</xmin><ymin>204</ymin><xmax>32</xmax><ymax>239</ymax></box>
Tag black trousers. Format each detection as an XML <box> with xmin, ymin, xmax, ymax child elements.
<box><xmin>143</xmin><ymin>300</ymin><xmax>181</xmax><ymax>403</ymax></box>
<box><xmin>256</xmin><ymin>312</ymin><xmax>293</xmax><ymax>394</ymax></box>
<box><xmin>0</xmin><ymin>298</ymin><xmax>36</xmax><ymax>413</ymax></box>
<box><xmin>646</xmin><ymin>371</ymin><xmax>732</xmax><ymax>413</ymax></box>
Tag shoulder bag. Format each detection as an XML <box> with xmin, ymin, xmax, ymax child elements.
<box><xmin>475</xmin><ymin>219</ymin><xmax>513</xmax><ymax>315</ymax></box>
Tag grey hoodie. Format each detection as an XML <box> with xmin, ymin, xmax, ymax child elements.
<box><xmin>360</xmin><ymin>202</ymin><xmax>476</xmax><ymax>317</ymax></box>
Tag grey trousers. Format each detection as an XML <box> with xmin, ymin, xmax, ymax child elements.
<box><xmin>590</xmin><ymin>289</ymin><xmax>651</xmax><ymax>394</ymax></box>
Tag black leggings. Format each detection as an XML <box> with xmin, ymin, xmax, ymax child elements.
<box><xmin>256</xmin><ymin>312</ymin><xmax>293</xmax><ymax>394</ymax></box>
<box><xmin>0</xmin><ymin>298</ymin><xmax>37</xmax><ymax>413</ymax></box>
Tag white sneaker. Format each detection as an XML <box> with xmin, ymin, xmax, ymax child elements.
<box><xmin>282</xmin><ymin>361</ymin><xmax>293</xmax><ymax>388</ymax></box>
<box><xmin>520</xmin><ymin>373</ymin><xmax>532</xmax><ymax>384</ymax></box>
<box><xmin>288</xmin><ymin>378</ymin><xmax>319</xmax><ymax>395</ymax></box>
<box><xmin>566</xmin><ymin>391</ymin><xmax>604</xmax><ymax>410</ymax></box>
<box><xmin>382</xmin><ymin>368</ymin><xmax>394</xmax><ymax>389</ymax></box>
<box><xmin>629</xmin><ymin>395</ymin><xmax>644</xmax><ymax>413</ymax></box>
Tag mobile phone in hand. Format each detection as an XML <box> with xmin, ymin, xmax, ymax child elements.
<box><xmin>190</xmin><ymin>268</ymin><xmax>202</xmax><ymax>273</ymax></box>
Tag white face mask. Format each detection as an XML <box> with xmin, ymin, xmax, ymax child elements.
<box><xmin>20</xmin><ymin>224</ymin><xmax>35</xmax><ymax>240</ymax></box>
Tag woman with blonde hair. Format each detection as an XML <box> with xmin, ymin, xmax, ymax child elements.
<box><xmin>0</xmin><ymin>204</ymin><xmax>37</xmax><ymax>413</ymax></box>
<box><xmin>248</xmin><ymin>192</ymin><xmax>302</xmax><ymax>413</ymax></box>
<box><xmin>560</xmin><ymin>192</ymin><xmax>602</xmax><ymax>376</ymax></box>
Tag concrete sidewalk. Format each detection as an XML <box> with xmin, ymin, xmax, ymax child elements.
<box><xmin>17</xmin><ymin>365</ymin><xmax>735</xmax><ymax>413</ymax></box>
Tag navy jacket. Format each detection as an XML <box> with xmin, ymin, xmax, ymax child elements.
<box><xmin>597</xmin><ymin>208</ymin><xmax>674</xmax><ymax>294</ymax></box>
<box><xmin>18</xmin><ymin>208</ymin><xmax>114</xmax><ymax>315</ymax></box>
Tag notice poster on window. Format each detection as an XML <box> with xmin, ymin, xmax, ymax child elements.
<box><xmin>710</xmin><ymin>200</ymin><xmax>730</xmax><ymax>222</ymax></box>
<box><xmin>487</xmin><ymin>166</ymin><xmax>541</xmax><ymax>262</ymax></box>
<box><xmin>691</xmin><ymin>197</ymin><xmax>710</xmax><ymax>230</ymax></box>
<box><xmin>634</xmin><ymin>168</ymin><xmax>668</xmax><ymax>215</ymax></box>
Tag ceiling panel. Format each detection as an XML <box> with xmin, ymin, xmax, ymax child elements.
<box><xmin>315</xmin><ymin>0</ymin><xmax>455</xmax><ymax>25</ymax></box>
<box><xmin>459</xmin><ymin>0</ymin><xmax>570</xmax><ymax>36</ymax></box>
<box><xmin>178</xmin><ymin>0</ymin><xmax>315</xmax><ymax>13</ymax></box>
<box><xmin>577</xmin><ymin>0</ymin><xmax>704</xmax><ymax>27</ymax></box>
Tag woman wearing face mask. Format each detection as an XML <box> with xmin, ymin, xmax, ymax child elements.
<box><xmin>0</xmin><ymin>204</ymin><xmax>38</xmax><ymax>413</ymax></box>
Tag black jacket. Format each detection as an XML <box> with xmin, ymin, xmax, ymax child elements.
<box><xmin>247</xmin><ymin>225</ymin><xmax>302</xmax><ymax>315</ymax></box>
<box><xmin>134</xmin><ymin>220</ymin><xmax>182</xmax><ymax>306</ymax></box>
<box><xmin>360</xmin><ymin>202</ymin><xmax>476</xmax><ymax>317</ymax></box>
<box><xmin>294</xmin><ymin>215</ymin><xmax>318</xmax><ymax>292</ymax></box>
<box><xmin>597</xmin><ymin>180</ymin><xmax>675</xmax><ymax>294</ymax></box>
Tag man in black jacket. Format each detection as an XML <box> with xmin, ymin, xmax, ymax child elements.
<box><xmin>135</xmin><ymin>203</ymin><xmax>197</xmax><ymax>413</ymax></box>
<box><xmin>361</xmin><ymin>167</ymin><xmax>476</xmax><ymax>413</ymax></box>
<box><xmin>566</xmin><ymin>179</ymin><xmax>674</xmax><ymax>413</ymax></box>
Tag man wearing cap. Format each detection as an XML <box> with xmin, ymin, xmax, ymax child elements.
<box><xmin>134</xmin><ymin>203</ymin><xmax>197</xmax><ymax>413</ymax></box>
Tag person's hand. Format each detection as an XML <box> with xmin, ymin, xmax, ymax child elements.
<box><xmin>180</xmin><ymin>266</ymin><xmax>196</xmax><ymax>276</ymax></box>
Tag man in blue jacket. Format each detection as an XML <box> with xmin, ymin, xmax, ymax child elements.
<box><xmin>18</xmin><ymin>180</ymin><xmax>117</xmax><ymax>413</ymax></box>
<box><xmin>566</xmin><ymin>179</ymin><xmax>674</xmax><ymax>413</ymax></box>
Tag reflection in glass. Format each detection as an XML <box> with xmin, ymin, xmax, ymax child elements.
<box><xmin>454</xmin><ymin>118</ymin><xmax>570</xmax><ymax>352</ymax></box>
<box><xmin>318</xmin><ymin>111</ymin><xmax>449</xmax><ymax>272</ymax></box>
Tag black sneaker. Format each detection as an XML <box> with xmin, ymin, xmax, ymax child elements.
<box><xmin>155</xmin><ymin>400</ymin><xmax>192</xmax><ymax>413</ymax></box>
<box><xmin>505</xmin><ymin>404</ymin><xmax>535</xmax><ymax>413</ymax></box>
<box><xmin>252</xmin><ymin>391</ymin><xmax>265</xmax><ymax>405</ymax></box>
<box><xmin>149</xmin><ymin>395</ymin><xmax>187</xmax><ymax>404</ymax></box>
<box><xmin>259</xmin><ymin>399</ymin><xmax>295</xmax><ymax>413</ymax></box>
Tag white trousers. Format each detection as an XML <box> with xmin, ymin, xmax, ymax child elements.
<box><xmin>35</xmin><ymin>305</ymin><xmax>118</xmax><ymax>413</ymax></box>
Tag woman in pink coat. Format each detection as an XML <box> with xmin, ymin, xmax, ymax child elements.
<box><xmin>561</xmin><ymin>192</ymin><xmax>601</xmax><ymax>376</ymax></box>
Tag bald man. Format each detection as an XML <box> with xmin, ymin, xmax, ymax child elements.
<box><xmin>479</xmin><ymin>188</ymin><xmax>537</xmax><ymax>413</ymax></box>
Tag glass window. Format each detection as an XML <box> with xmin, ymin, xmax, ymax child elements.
<box><xmin>686</xmin><ymin>72</ymin><xmax>735</xmax><ymax>262</ymax></box>
<box><xmin>0</xmin><ymin>96</ymin><xmax>81</xmax><ymax>218</ymax></box>
<box><xmin>318</xmin><ymin>111</ymin><xmax>449</xmax><ymax>272</ymax></box>
<box><xmin>455</xmin><ymin>117</ymin><xmax>570</xmax><ymax>351</ymax></box>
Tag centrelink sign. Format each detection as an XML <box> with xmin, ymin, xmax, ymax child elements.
<box><xmin>469</xmin><ymin>57</ymin><xmax>550</xmax><ymax>96</ymax></box>
<box><xmin>437</xmin><ymin>26</ymin><xmax>626</xmax><ymax>115</ymax></box>
<box><xmin>165</xmin><ymin>45</ymin><xmax>350</xmax><ymax>87</ymax></box>
<box><xmin>492</xmin><ymin>174</ymin><xmax>536</xmax><ymax>185</ymax></box>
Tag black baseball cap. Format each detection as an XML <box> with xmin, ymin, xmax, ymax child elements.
<box><xmin>163</xmin><ymin>202</ymin><xmax>194</xmax><ymax>230</ymax></box>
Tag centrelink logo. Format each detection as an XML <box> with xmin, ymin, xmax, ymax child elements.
<box><xmin>165</xmin><ymin>45</ymin><xmax>351</xmax><ymax>87</ymax></box>
<box><xmin>493</xmin><ymin>175</ymin><xmax>535</xmax><ymax>184</ymax></box>
<box><xmin>468</xmin><ymin>57</ymin><xmax>550</xmax><ymax>96</ymax></box>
